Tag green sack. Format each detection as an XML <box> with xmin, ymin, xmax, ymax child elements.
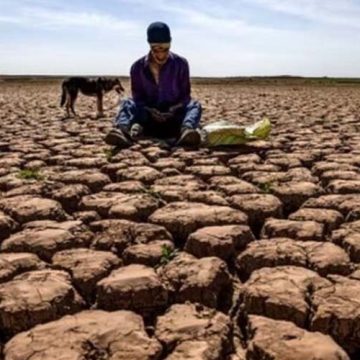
<box><xmin>202</xmin><ymin>117</ymin><xmax>271</xmax><ymax>147</ymax></box>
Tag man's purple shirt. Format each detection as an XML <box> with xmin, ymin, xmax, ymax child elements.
<box><xmin>130</xmin><ymin>52</ymin><xmax>191</xmax><ymax>111</ymax></box>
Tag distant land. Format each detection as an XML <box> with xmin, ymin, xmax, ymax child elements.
<box><xmin>1</xmin><ymin>75</ymin><xmax>360</xmax><ymax>86</ymax></box>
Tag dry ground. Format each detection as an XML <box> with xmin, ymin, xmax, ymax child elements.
<box><xmin>1</xmin><ymin>79</ymin><xmax>360</xmax><ymax>359</ymax></box>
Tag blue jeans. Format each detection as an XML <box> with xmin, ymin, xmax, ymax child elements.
<box><xmin>115</xmin><ymin>99</ymin><xmax>202</xmax><ymax>138</ymax></box>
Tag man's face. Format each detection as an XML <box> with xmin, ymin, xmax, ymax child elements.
<box><xmin>150</xmin><ymin>43</ymin><xmax>170</xmax><ymax>63</ymax></box>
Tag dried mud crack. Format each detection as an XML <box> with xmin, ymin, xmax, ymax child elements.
<box><xmin>1</xmin><ymin>80</ymin><xmax>360</xmax><ymax>359</ymax></box>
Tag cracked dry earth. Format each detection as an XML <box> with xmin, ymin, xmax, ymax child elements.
<box><xmin>1</xmin><ymin>80</ymin><xmax>360</xmax><ymax>360</ymax></box>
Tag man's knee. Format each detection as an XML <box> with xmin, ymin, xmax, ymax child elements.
<box><xmin>115</xmin><ymin>98</ymin><xmax>138</xmax><ymax>131</ymax></box>
<box><xmin>120</xmin><ymin>98</ymin><xmax>136</xmax><ymax>110</ymax></box>
<box><xmin>186</xmin><ymin>100</ymin><xmax>202</xmax><ymax>112</ymax></box>
<box><xmin>182</xmin><ymin>100</ymin><xmax>202</xmax><ymax>130</ymax></box>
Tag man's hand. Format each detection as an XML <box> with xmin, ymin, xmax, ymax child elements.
<box><xmin>146</xmin><ymin>107</ymin><xmax>167</xmax><ymax>122</ymax></box>
<box><xmin>161</xmin><ymin>111</ymin><xmax>173</xmax><ymax>121</ymax></box>
<box><xmin>169</xmin><ymin>103</ymin><xmax>183</xmax><ymax>114</ymax></box>
<box><xmin>153</xmin><ymin>109</ymin><xmax>167</xmax><ymax>123</ymax></box>
<box><xmin>145</xmin><ymin>106</ymin><xmax>183</xmax><ymax>123</ymax></box>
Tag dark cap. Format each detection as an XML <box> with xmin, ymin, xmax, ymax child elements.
<box><xmin>147</xmin><ymin>22</ymin><xmax>171</xmax><ymax>43</ymax></box>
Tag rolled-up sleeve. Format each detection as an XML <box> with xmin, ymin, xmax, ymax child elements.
<box><xmin>179</xmin><ymin>59</ymin><xmax>191</xmax><ymax>106</ymax></box>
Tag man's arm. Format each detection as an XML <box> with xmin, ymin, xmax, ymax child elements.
<box><xmin>178</xmin><ymin>59</ymin><xmax>191</xmax><ymax>106</ymax></box>
<box><xmin>130</xmin><ymin>64</ymin><xmax>146</xmax><ymax>107</ymax></box>
<box><xmin>166</xmin><ymin>60</ymin><xmax>191</xmax><ymax>115</ymax></box>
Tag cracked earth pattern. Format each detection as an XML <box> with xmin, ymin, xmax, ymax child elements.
<box><xmin>1</xmin><ymin>80</ymin><xmax>360</xmax><ymax>359</ymax></box>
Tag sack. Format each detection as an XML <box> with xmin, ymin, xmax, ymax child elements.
<box><xmin>202</xmin><ymin>118</ymin><xmax>271</xmax><ymax>147</ymax></box>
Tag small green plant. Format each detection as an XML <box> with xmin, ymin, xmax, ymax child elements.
<box><xmin>160</xmin><ymin>244</ymin><xmax>179</xmax><ymax>266</ymax></box>
<box><xmin>17</xmin><ymin>168</ymin><xmax>44</xmax><ymax>181</ymax></box>
<box><xmin>103</xmin><ymin>147</ymin><xmax>121</xmax><ymax>162</ymax></box>
<box><xmin>103</xmin><ymin>148</ymin><xmax>114</xmax><ymax>162</ymax></box>
<box><xmin>142</xmin><ymin>188</ymin><xmax>167</xmax><ymax>206</ymax></box>
<box><xmin>259</xmin><ymin>182</ymin><xmax>273</xmax><ymax>194</ymax></box>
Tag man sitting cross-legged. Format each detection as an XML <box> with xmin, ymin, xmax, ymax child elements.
<box><xmin>105</xmin><ymin>21</ymin><xmax>202</xmax><ymax>147</ymax></box>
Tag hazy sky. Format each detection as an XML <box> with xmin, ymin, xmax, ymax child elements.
<box><xmin>1</xmin><ymin>0</ymin><xmax>360</xmax><ymax>77</ymax></box>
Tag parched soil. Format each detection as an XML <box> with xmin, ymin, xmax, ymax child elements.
<box><xmin>1</xmin><ymin>80</ymin><xmax>360</xmax><ymax>359</ymax></box>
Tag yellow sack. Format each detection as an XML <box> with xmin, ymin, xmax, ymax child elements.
<box><xmin>202</xmin><ymin>117</ymin><xmax>271</xmax><ymax>147</ymax></box>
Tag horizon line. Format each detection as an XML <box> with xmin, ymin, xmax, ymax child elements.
<box><xmin>1</xmin><ymin>74</ymin><xmax>360</xmax><ymax>80</ymax></box>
